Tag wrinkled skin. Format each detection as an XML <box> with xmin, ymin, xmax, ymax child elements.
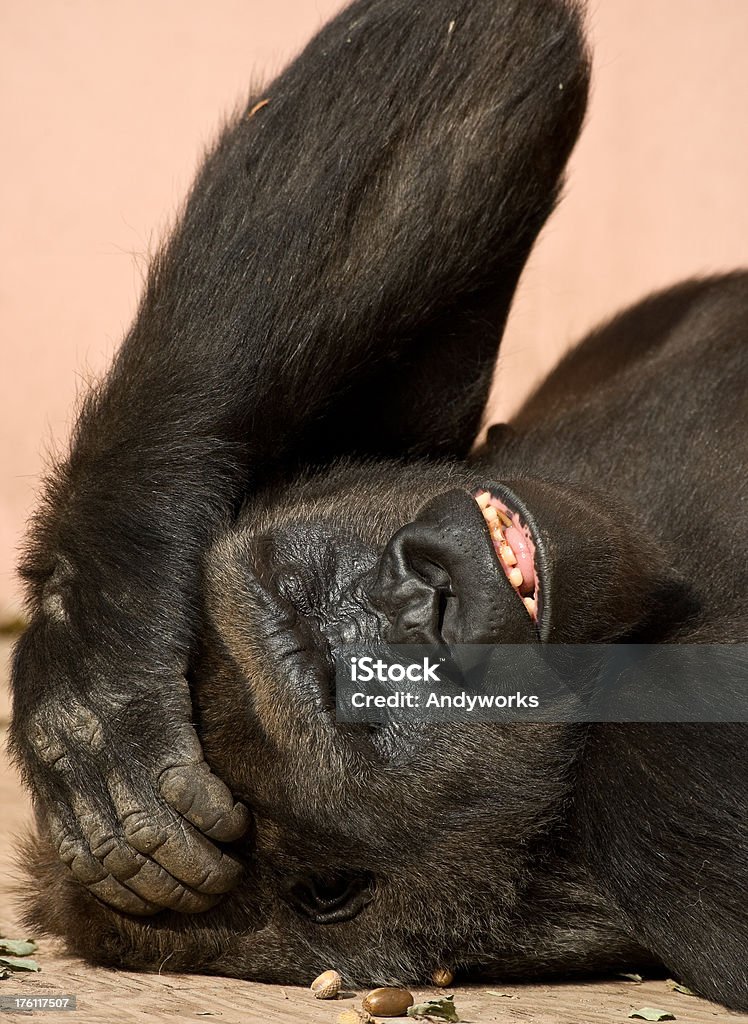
<box><xmin>10</xmin><ymin>0</ymin><xmax>748</xmax><ymax>1012</ymax></box>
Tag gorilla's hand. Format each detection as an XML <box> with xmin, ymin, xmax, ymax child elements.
<box><xmin>11</xmin><ymin>644</ymin><xmax>248</xmax><ymax>916</ymax></box>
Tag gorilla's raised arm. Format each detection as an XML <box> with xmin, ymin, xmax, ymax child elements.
<box><xmin>11</xmin><ymin>0</ymin><xmax>589</xmax><ymax>912</ymax></box>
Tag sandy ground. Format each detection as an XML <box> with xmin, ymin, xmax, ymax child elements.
<box><xmin>1</xmin><ymin>637</ymin><xmax>745</xmax><ymax>1024</ymax></box>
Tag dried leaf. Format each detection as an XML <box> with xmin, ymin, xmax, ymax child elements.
<box><xmin>0</xmin><ymin>939</ymin><xmax>37</xmax><ymax>957</ymax></box>
<box><xmin>407</xmin><ymin>995</ymin><xmax>459</xmax><ymax>1022</ymax></box>
<box><xmin>665</xmin><ymin>979</ymin><xmax>696</xmax><ymax>996</ymax></box>
<box><xmin>485</xmin><ymin>990</ymin><xmax>519</xmax><ymax>998</ymax></box>
<box><xmin>619</xmin><ymin>973</ymin><xmax>644</xmax><ymax>983</ymax></box>
<box><xmin>628</xmin><ymin>1009</ymin><xmax>675</xmax><ymax>1021</ymax></box>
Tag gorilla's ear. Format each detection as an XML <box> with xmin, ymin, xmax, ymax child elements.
<box><xmin>175</xmin><ymin>0</ymin><xmax>590</xmax><ymax>466</ymax></box>
<box><xmin>370</xmin><ymin>481</ymin><xmax>692</xmax><ymax>645</ymax></box>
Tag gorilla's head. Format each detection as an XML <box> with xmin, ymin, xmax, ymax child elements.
<box><xmin>16</xmin><ymin>457</ymin><xmax>694</xmax><ymax>986</ymax></box>
<box><xmin>165</xmin><ymin>458</ymin><xmax>670</xmax><ymax>984</ymax></box>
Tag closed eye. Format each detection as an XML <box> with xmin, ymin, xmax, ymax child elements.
<box><xmin>287</xmin><ymin>871</ymin><xmax>374</xmax><ymax>924</ymax></box>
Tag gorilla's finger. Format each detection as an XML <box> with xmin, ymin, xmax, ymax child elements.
<box><xmin>108</xmin><ymin>775</ymin><xmax>244</xmax><ymax>894</ymax></box>
<box><xmin>46</xmin><ymin>806</ymin><xmax>161</xmax><ymax>916</ymax></box>
<box><xmin>69</xmin><ymin>791</ymin><xmax>220</xmax><ymax>913</ymax></box>
<box><xmin>97</xmin><ymin>840</ymin><xmax>220</xmax><ymax>913</ymax></box>
<box><xmin>159</xmin><ymin>761</ymin><xmax>249</xmax><ymax>841</ymax></box>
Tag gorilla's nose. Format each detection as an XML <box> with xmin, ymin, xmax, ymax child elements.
<box><xmin>367</xmin><ymin>489</ymin><xmax>535</xmax><ymax>644</ymax></box>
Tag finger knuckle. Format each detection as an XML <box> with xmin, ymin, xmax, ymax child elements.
<box><xmin>122</xmin><ymin>811</ymin><xmax>165</xmax><ymax>853</ymax></box>
<box><xmin>99</xmin><ymin>840</ymin><xmax>142</xmax><ymax>879</ymax></box>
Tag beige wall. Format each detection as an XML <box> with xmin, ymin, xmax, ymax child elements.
<box><xmin>2</xmin><ymin>1</ymin><xmax>748</xmax><ymax>615</ymax></box>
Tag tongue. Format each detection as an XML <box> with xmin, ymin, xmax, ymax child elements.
<box><xmin>503</xmin><ymin>525</ymin><xmax>536</xmax><ymax>595</ymax></box>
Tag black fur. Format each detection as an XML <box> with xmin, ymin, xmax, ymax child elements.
<box><xmin>10</xmin><ymin>0</ymin><xmax>748</xmax><ymax>1011</ymax></box>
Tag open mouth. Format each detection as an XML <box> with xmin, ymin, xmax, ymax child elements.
<box><xmin>475</xmin><ymin>489</ymin><xmax>539</xmax><ymax>622</ymax></box>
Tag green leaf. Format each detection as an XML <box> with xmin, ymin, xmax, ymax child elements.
<box><xmin>0</xmin><ymin>939</ymin><xmax>38</xmax><ymax>957</ymax></box>
<box><xmin>407</xmin><ymin>995</ymin><xmax>459</xmax><ymax>1021</ymax></box>
<box><xmin>619</xmin><ymin>973</ymin><xmax>644</xmax><ymax>983</ymax></box>
<box><xmin>665</xmin><ymin>979</ymin><xmax>696</xmax><ymax>996</ymax></box>
<box><xmin>628</xmin><ymin>1009</ymin><xmax>675</xmax><ymax>1021</ymax></box>
<box><xmin>0</xmin><ymin>956</ymin><xmax>41</xmax><ymax>973</ymax></box>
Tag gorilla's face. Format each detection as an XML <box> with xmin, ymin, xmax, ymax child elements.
<box><xmin>190</xmin><ymin>460</ymin><xmax>572</xmax><ymax>984</ymax></box>
<box><xmin>27</xmin><ymin>461</ymin><xmax>665</xmax><ymax>987</ymax></box>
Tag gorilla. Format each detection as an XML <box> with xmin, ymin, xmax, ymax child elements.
<box><xmin>10</xmin><ymin>0</ymin><xmax>748</xmax><ymax>1011</ymax></box>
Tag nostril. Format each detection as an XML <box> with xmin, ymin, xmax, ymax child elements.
<box><xmin>367</xmin><ymin>526</ymin><xmax>449</xmax><ymax>644</ymax></box>
<box><xmin>436</xmin><ymin>588</ymin><xmax>452</xmax><ymax>635</ymax></box>
<box><xmin>378</xmin><ymin>582</ymin><xmax>443</xmax><ymax>644</ymax></box>
<box><xmin>287</xmin><ymin>871</ymin><xmax>374</xmax><ymax>924</ymax></box>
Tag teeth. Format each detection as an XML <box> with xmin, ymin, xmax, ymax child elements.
<box><xmin>499</xmin><ymin>543</ymin><xmax>517</xmax><ymax>566</ymax></box>
<box><xmin>477</xmin><ymin>490</ymin><xmax>537</xmax><ymax>623</ymax></box>
<box><xmin>508</xmin><ymin>567</ymin><xmax>524</xmax><ymax>589</ymax></box>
